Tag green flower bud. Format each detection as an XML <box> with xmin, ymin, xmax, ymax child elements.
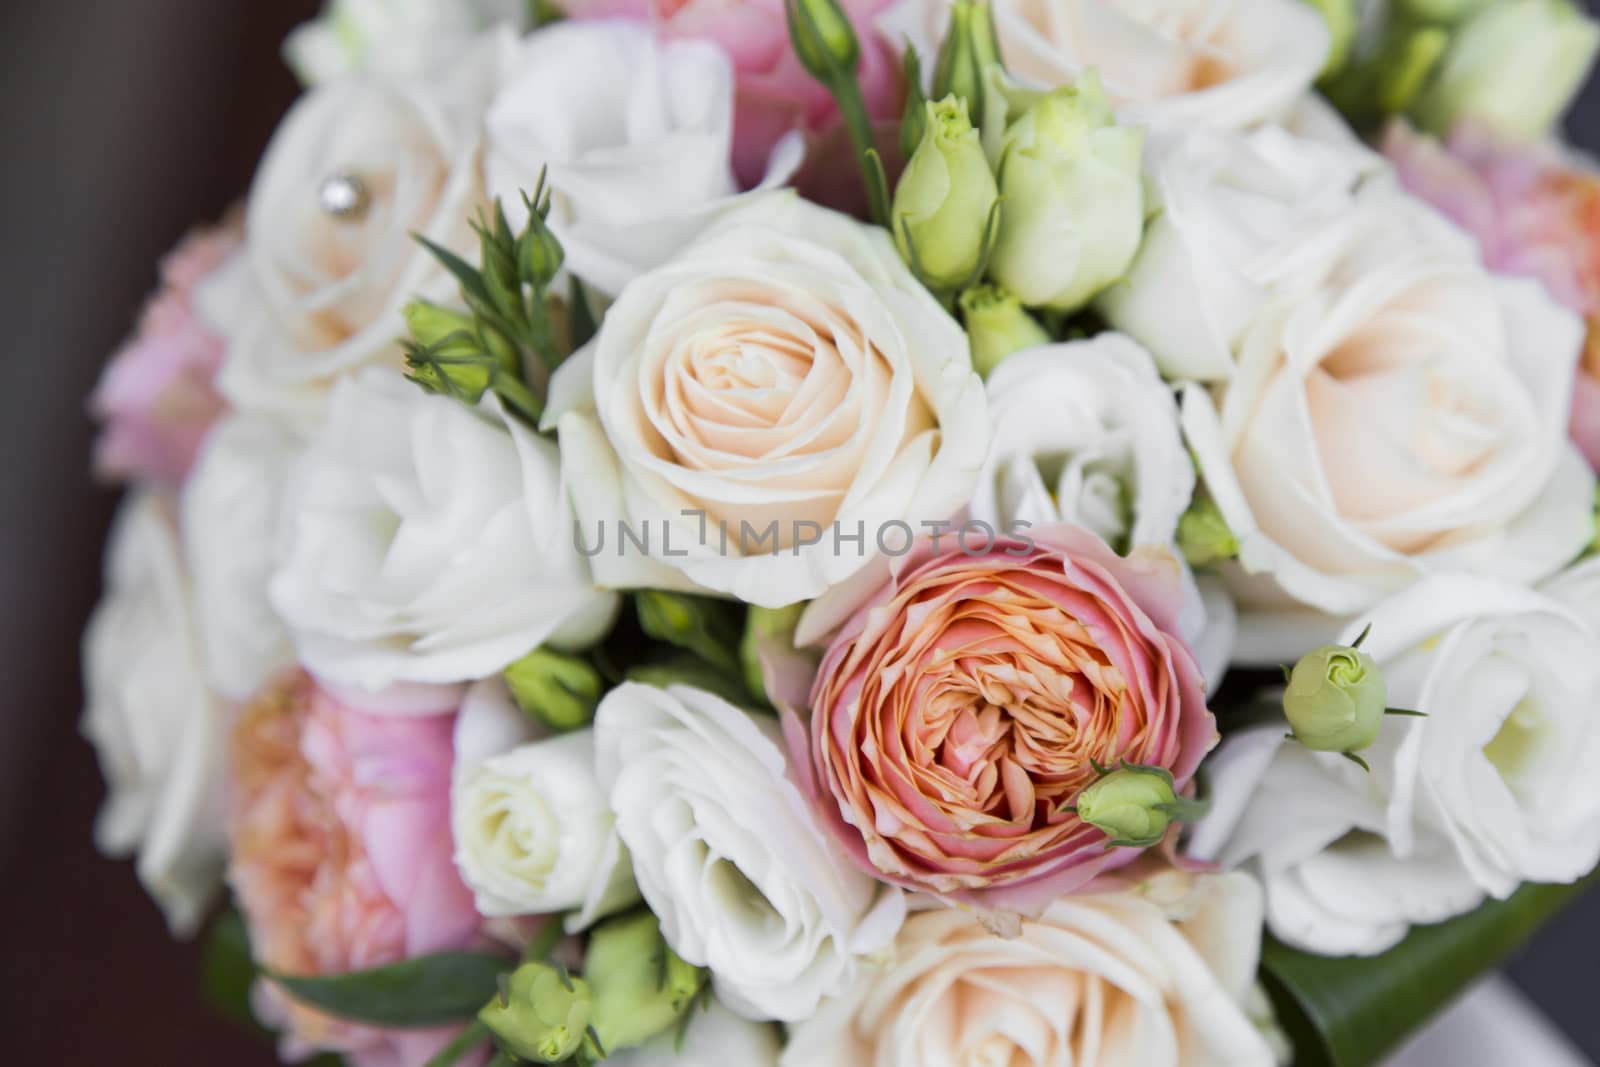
<box><xmin>1303</xmin><ymin>0</ymin><xmax>1357</xmax><ymax>78</ymax></box>
<box><xmin>585</xmin><ymin>910</ymin><xmax>706</xmax><ymax>1054</ymax></box>
<box><xmin>785</xmin><ymin>0</ymin><xmax>860</xmax><ymax>84</ymax></box>
<box><xmin>1283</xmin><ymin>643</ymin><xmax>1387</xmax><ymax>753</ymax></box>
<box><xmin>959</xmin><ymin>284</ymin><xmax>1050</xmax><ymax>378</ymax></box>
<box><xmin>739</xmin><ymin>603</ymin><xmax>806</xmax><ymax>703</ymax></box>
<box><xmin>503</xmin><ymin>647</ymin><xmax>604</xmax><ymax>731</ymax></box>
<box><xmin>1376</xmin><ymin>26</ymin><xmax>1451</xmax><ymax>114</ymax></box>
<box><xmin>1074</xmin><ymin>763</ymin><xmax>1194</xmax><ymax>848</ymax></box>
<box><xmin>636</xmin><ymin>591</ymin><xmax>743</xmax><ymax>677</ymax></box>
<box><xmin>518</xmin><ymin>211</ymin><xmax>565</xmax><ymax>293</ymax></box>
<box><xmin>479</xmin><ymin>961</ymin><xmax>596</xmax><ymax>1064</ymax></box>
<box><xmin>932</xmin><ymin>0</ymin><xmax>1003</xmax><ymax>121</ymax></box>
<box><xmin>1412</xmin><ymin>0</ymin><xmax>1600</xmax><ymax>141</ymax></box>
<box><xmin>1176</xmin><ymin>492</ymin><xmax>1239</xmax><ymax>569</ymax></box>
<box><xmin>900</xmin><ymin>46</ymin><xmax>930</xmax><ymax>164</ymax></box>
<box><xmin>403</xmin><ymin>302</ymin><xmax>496</xmax><ymax>402</ymax></box>
<box><xmin>893</xmin><ymin>97</ymin><xmax>1000</xmax><ymax>291</ymax></box>
<box><xmin>988</xmin><ymin>73</ymin><xmax>1145</xmax><ymax>312</ymax></box>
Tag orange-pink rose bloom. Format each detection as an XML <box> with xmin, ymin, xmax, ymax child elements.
<box><xmin>790</xmin><ymin>526</ymin><xmax>1217</xmax><ymax>912</ymax></box>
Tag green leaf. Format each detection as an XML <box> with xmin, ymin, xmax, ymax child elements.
<box><xmin>200</xmin><ymin>908</ymin><xmax>263</xmax><ymax>1032</ymax></box>
<box><xmin>268</xmin><ymin>952</ymin><xmax>512</xmax><ymax>1028</ymax></box>
<box><xmin>1263</xmin><ymin>873</ymin><xmax>1597</xmax><ymax>1067</ymax></box>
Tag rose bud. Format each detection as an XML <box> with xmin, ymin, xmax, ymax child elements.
<box><xmin>585</xmin><ymin>909</ymin><xmax>706</xmax><ymax>1054</ymax></box>
<box><xmin>893</xmin><ymin>96</ymin><xmax>1001</xmax><ymax>291</ymax></box>
<box><xmin>785</xmin><ymin>0</ymin><xmax>860</xmax><ymax>86</ymax></box>
<box><xmin>1412</xmin><ymin>0</ymin><xmax>1599</xmax><ymax>141</ymax></box>
<box><xmin>1282</xmin><ymin>639</ymin><xmax>1387</xmax><ymax>755</ymax></box>
<box><xmin>479</xmin><ymin>961</ymin><xmax>598</xmax><ymax>1064</ymax></box>
<box><xmin>503</xmin><ymin>646</ymin><xmax>604</xmax><ymax>731</ymax></box>
<box><xmin>1072</xmin><ymin>763</ymin><xmax>1206</xmax><ymax>849</ymax></box>
<box><xmin>988</xmin><ymin>73</ymin><xmax>1145</xmax><ymax>312</ymax></box>
<box><xmin>958</xmin><ymin>283</ymin><xmax>1051</xmax><ymax>378</ymax></box>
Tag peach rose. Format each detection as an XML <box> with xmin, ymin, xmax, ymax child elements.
<box><xmin>786</xmin><ymin>526</ymin><xmax>1217</xmax><ymax>914</ymax></box>
<box><xmin>228</xmin><ymin>671</ymin><xmax>486</xmax><ymax>1067</ymax></box>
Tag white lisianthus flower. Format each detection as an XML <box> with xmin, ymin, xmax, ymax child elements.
<box><xmin>270</xmin><ymin>368</ymin><xmax>618</xmax><ymax>692</ymax></box>
<box><xmin>286</xmin><ymin>0</ymin><xmax>529</xmax><ymax>84</ymax></box>
<box><xmin>1181</xmin><ymin>183</ymin><xmax>1596</xmax><ymax>660</ymax></box>
<box><xmin>884</xmin><ymin>0</ymin><xmax>1327</xmax><ymax>131</ymax></box>
<box><xmin>486</xmin><ymin>20</ymin><xmax>802</xmax><ymax>297</ymax></box>
<box><xmin>180</xmin><ymin>415</ymin><xmax>300</xmax><ymax>702</ymax></box>
<box><xmin>593</xmin><ymin>682</ymin><xmax>906</xmax><ymax>1022</ymax></box>
<box><xmin>544</xmin><ymin>191</ymin><xmax>989</xmax><ymax>612</ymax></box>
<box><xmin>209</xmin><ymin>34</ymin><xmax>504</xmax><ymax>427</ymax></box>
<box><xmin>607</xmin><ymin>999</ymin><xmax>780</xmax><ymax>1067</ymax></box>
<box><xmin>1194</xmin><ymin>574</ymin><xmax>1600</xmax><ymax>956</ymax></box>
<box><xmin>781</xmin><ymin>870</ymin><xmax>1282</xmax><ymax>1067</ymax></box>
<box><xmin>82</xmin><ymin>493</ymin><xmax>226</xmax><ymax>936</ymax></box>
<box><xmin>451</xmin><ymin>678</ymin><xmax>638</xmax><ymax>926</ymax></box>
<box><xmin>1099</xmin><ymin>125</ymin><xmax>1369</xmax><ymax>382</ymax></box>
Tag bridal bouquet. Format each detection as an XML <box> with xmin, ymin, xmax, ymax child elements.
<box><xmin>82</xmin><ymin>0</ymin><xmax>1600</xmax><ymax>1063</ymax></box>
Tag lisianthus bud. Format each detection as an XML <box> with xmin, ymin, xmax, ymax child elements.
<box><xmin>518</xmin><ymin>207</ymin><xmax>565</xmax><ymax>293</ymax></box>
<box><xmin>585</xmin><ymin>909</ymin><xmax>706</xmax><ymax>1053</ymax></box>
<box><xmin>1074</xmin><ymin>763</ymin><xmax>1196</xmax><ymax>848</ymax></box>
<box><xmin>988</xmin><ymin>73</ymin><xmax>1145</xmax><ymax>312</ymax></box>
<box><xmin>932</xmin><ymin>0</ymin><xmax>1003</xmax><ymax>121</ymax></box>
<box><xmin>635</xmin><ymin>591</ymin><xmax>742</xmax><ymax>676</ymax></box>
<box><xmin>739</xmin><ymin>602</ymin><xmax>806</xmax><ymax>703</ymax></box>
<box><xmin>893</xmin><ymin>97</ymin><xmax>1000</xmax><ymax>291</ymax></box>
<box><xmin>959</xmin><ymin>284</ymin><xmax>1051</xmax><ymax>377</ymax></box>
<box><xmin>503</xmin><ymin>647</ymin><xmax>604</xmax><ymax>731</ymax></box>
<box><xmin>1176</xmin><ymin>493</ymin><xmax>1238</xmax><ymax>569</ymax></box>
<box><xmin>1412</xmin><ymin>0</ymin><xmax>1600</xmax><ymax>141</ymax></box>
<box><xmin>785</xmin><ymin>0</ymin><xmax>860</xmax><ymax>85</ymax></box>
<box><xmin>403</xmin><ymin>301</ymin><xmax>496</xmax><ymax>402</ymax></box>
<box><xmin>1283</xmin><ymin>642</ymin><xmax>1387</xmax><ymax>753</ymax></box>
<box><xmin>479</xmin><ymin>961</ymin><xmax>597</xmax><ymax>1064</ymax></box>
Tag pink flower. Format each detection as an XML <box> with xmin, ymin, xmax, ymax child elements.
<box><xmin>790</xmin><ymin>526</ymin><xmax>1217</xmax><ymax>914</ymax></box>
<box><xmin>90</xmin><ymin>222</ymin><xmax>239</xmax><ymax>486</ymax></box>
<box><xmin>1385</xmin><ymin>120</ymin><xmax>1600</xmax><ymax>469</ymax></box>
<box><xmin>562</xmin><ymin>0</ymin><xmax>905</xmax><ymax>188</ymax></box>
<box><xmin>228</xmin><ymin>672</ymin><xmax>488</xmax><ymax>1067</ymax></box>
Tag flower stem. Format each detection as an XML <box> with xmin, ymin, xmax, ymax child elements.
<box><xmin>829</xmin><ymin>74</ymin><xmax>892</xmax><ymax>226</ymax></box>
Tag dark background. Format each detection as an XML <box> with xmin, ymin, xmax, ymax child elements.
<box><xmin>3</xmin><ymin>0</ymin><xmax>1600</xmax><ymax>1062</ymax></box>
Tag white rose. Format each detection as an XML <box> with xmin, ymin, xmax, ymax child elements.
<box><xmin>885</xmin><ymin>0</ymin><xmax>1327</xmax><ymax>131</ymax></box>
<box><xmin>486</xmin><ymin>20</ymin><xmax>802</xmax><ymax>297</ymax></box>
<box><xmin>1196</xmin><ymin>574</ymin><xmax>1600</xmax><ymax>955</ymax></box>
<box><xmin>82</xmin><ymin>493</ymin><xmax>226</xmax><ymax>936</ymax></box>
<box><xmin>1099</xmin><ymin>125</ymin><xmax>1369</xmax><ymax>382</ymax></box>
<box><xmin>593</xmin><ymin>682</ymin><xmax>906</xmax><ymax>1022</ymax></box>
<box><xmin>781</xmin><ymin>870</ymin><xmax>1281</xmax><ymax>1067</ymax></box>
<box><xmin>450</xmin><ymin>678</ymin><xmax>638</xmax><ymax>925</ymax></box>
<box><xmin>270</xmin><ymin>368</ymin><xmax>618</xmax><ymax>692</ymax></box>
<box><xmin>1181</xmin><ymin>183</ymin><xmax>1595</xmax><ymax>661</ymax></box>
<box><xmin>286</xmin><ymin>0</ymin><xmax>529</xmax><ymax>84</ymax></box>
<box><xmin>607</xmin><ymin>999</ymin><xmax>780</xmax><ymax>1067</ymax></box>
<box><xmin>545</xmin><ymin>191</ymin><xmax>988</xmax><ymax>611</ymax></box>
<box><xmin>213</xmin><ymin>36</ymin><xmax>502</xmax><ymax>427</ymax></box>
<box><xmin>180</xmin><ymin>415</ymin><xmax>300</xmax><ymax>702</ymax></box>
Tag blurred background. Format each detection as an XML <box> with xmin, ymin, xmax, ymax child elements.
<box><xmin>2</xmin><ymin>0</ymin><xmax>1600</xmax><ymax>1062</ymax></box>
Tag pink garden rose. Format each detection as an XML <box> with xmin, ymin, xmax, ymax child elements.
<box><xmin>789</xmin><ymin>526</ymin><xmax>1218</xmax><ymax>914</ymax></box>
<box><xmin>90</xmin><ymin>222</ymin><xmax>239</xmax><ymax>486</ymax></box>
<box><xmin>562</xmin><ymin>0</ymin><xmax>904</xmax><ymax>188</ymax></box>
<box><xmin>228</xmin><ymin>671</ymin><xmax>488</xmax><ymax>1067</ymax></box>
<box><xmin>1385</xmin><ymin>121</ymin><xmax>1600</xmax><ymax>469</ymax></box>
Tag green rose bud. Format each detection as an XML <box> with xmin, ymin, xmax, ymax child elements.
<box><xmin>479</xmin><ymin>961</ymin><xmax>596</xmax><ymax>1064</ymax></box>
<box><xmin>1073</xmin><ymin>763</ymin><xmax>1202</xmax><ymax>848</ymax></box>
<box><xmin>1412</xmin><ymin>0</ymin><xmax>1600</xmax><ymax>141</ymax></box>
<box><xmin>785</xmin><ymin>0</ymin><xmax>860</xmax><ymax>84</ymax></box>
<box><xmin>1176</xmin><ymin>492</ymin><xmax>1239</xmax><ymax>569</ymax></box>
<box><xmin>932</xmin><ymin>0</ymin><xmax>1004</xmax><ymax>121</ymax></box>
<box><xmin>988</xmin><ymin>73</ymin><xmax>1145</xmax><ymax>312</ymax></box>
<box><xmin>503</xmin><ymin>647</ymin><xmax>604</xmax><ymax>731</ymax></box>
<box><xmin>636</xmin><ymin>591</ymin><xmax>743</xmax><ymax>677</ymax></box>
<box><xmin>958</xmin><ymin>284</ymin><xmax>1050</xmax><ymax>378</ymax></box>
<box><xmin>1283</xmin><ymin>642</ymin><xmax>1387</xmax><ymax>753</ymax></box>
<box><xmin>893</xmin><ymin>97</ymin><xmax>1000</xmax><ymax>291</ymax></box>
<box><xmin>739</xmin><ymin>602</ymin><xmax>807</xmax><ymax>703</ymax></box>
<box><xmin>585</xmin><ymin>910</ymin><xmax>706</xmax><ymax>1054</ymax></box>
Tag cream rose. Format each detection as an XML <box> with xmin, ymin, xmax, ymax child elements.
<box><xmin>1195</xmin><ymin>574</ymin><xmax>1600</xmax><ymax>956</ymax></box>
<box><xmin>593</xmin><ymin>682</ymin><xmax>906</xmax><ymax>1022</ymax></box>
<box><xmin>1182</xmin><ymin>183</ymin><xmax>1596</xmax><ymax>660</ymax></box>
<box><xmin>486</xmin><ymin>20</ymin><xmax>801</xmax><ymax>297</ymax></box>
<box><xmin>270</xmin><ymin>368</ymin><xmax>618</xmax><ymax>692</ymax></box>
<box><xmin>885</xmin><ymin>0</ymin><xmax>1327</xmax><ymax>131</ymax></box>
<box><xmin>211</xmin><ymin>35</ymin><xmax>501</xmax><ymax>426</ymax></box>
<box><xmin>82</xmin><ymin>493</ymin><xmax>227</xmax><ymax>936</ymax></box>
<box><xmin>180</xmin><ymin>415</ymin><xmax>299</xmax><ymax>702</ymax></box>
<box><xmin>545</xmin><ymin>191</ymin><xmax>989</xmax><ymax>608</ymax></box>
<box><xmin>780</xmin><ymin>870</ymin><xmax>1282</xmax><ymax>1067</ymax></box>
